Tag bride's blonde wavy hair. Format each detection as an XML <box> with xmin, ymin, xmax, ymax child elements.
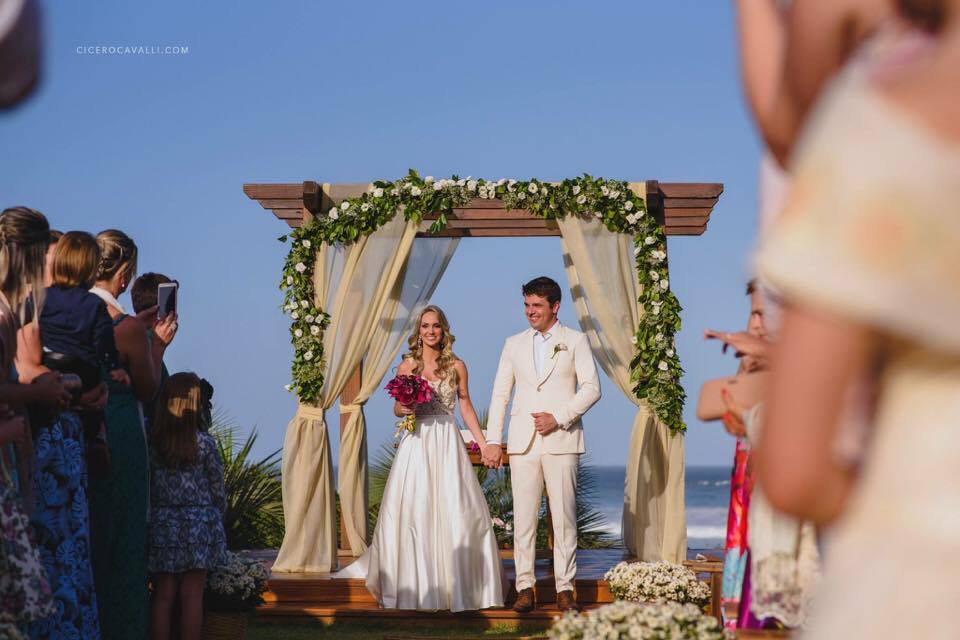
<box><xmin>403</xmin><ymin>305</ymin><xmax>459</xmax><ymax>385</ymax></box>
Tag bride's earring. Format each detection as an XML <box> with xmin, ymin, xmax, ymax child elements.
<box><xmin>417</xmin><ymin>336</ymin><xmax>422</xmax><ymax>349</ymax></box>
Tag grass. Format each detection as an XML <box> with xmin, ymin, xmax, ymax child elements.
<box><xmin>246</xmin><ymin>620</ymin><xmax>548</xmax><ymax>639</ymax></box>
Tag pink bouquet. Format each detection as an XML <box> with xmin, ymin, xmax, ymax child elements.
<box><xmin>385</xmin><ymin>374</ymin><xmax>432</xmax><ymax>434</ymax></box>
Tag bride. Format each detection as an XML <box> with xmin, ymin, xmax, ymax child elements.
<box><xmin>335</xmin><ymin>305</ymin><xmax>506</xmax><ymax>611</ymax></box>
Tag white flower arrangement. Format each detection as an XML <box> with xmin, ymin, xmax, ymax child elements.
<box><xmin>549</xmin><ymin>600</ymin><xmax>730</xmax><ymax>640</ymax></box>
<box><xmin>279</xmin><ymin>170</ymin><xmax>686</xmax><ymax>433</ymax></box>
<box><xmin>204</xmin><ymin>551</ymin><xmax>270</xmax><ymax>612</ymax></box>
<box><xmin>604</xmin><ymin>561</ymin><xmax>712</xmax><ymax>607</ymax></box>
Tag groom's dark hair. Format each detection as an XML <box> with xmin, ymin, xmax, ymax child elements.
<box><xmin>522</xmin><ymin>276</ymin><xmax>561</xmax><ymax>305</ymax></box>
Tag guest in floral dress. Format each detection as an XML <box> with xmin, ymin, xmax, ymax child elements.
<box><xmin>148</xmin><ymin>372</ymin><xmax>226</xmax><ymax>640</ymax></box>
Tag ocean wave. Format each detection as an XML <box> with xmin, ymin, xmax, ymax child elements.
<box><xmin>686</xmin><ymin>525</ymin><xmax>727</xmax><ymax>539</ymax></box>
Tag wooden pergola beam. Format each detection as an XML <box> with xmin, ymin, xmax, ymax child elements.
<box><xmin>243</xmin><ymin>180</ymin><xmax>723</xmax><ymax>237</ymax></box>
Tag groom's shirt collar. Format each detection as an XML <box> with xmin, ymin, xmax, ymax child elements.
<box><xmin>534</xmin><ymin>319</ymin><xmax>561</xmax><ymax>340</ymax></box>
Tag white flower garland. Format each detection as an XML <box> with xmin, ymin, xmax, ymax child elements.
<box><xmin>280</xmin><ymin>170</ymin><xmax>686</xmax><ymax>434</ymax></box>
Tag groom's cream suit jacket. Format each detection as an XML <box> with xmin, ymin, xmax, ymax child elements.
<box><xmin>486</xmin><ymin>325</ymin><xmax>601</xmax><ymax>455</ymax></box>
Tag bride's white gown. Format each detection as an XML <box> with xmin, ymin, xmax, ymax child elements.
<box><xmin>335</xmin><ymin>375</ymin><xmax>506</xmax><ymax>611</ymax></box>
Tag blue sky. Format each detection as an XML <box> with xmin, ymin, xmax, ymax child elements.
<box><xmin>0</xmin><ymin>1</ymin><xmax>764</xmax><ymax>466</ymax></box>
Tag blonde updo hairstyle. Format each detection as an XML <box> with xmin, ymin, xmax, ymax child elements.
<box><xmin>403</xmin><ymin>304</ymin><xmax>459</xmax><ymax>385</ymax></box>
<box><xmin>95</xmin><ymin>229</ymin><xmax>138</xmax><ymax>288</ymax></box>
<box><xmin>0</xmin><ymin>206</ymin><xmax>51</xmax><ymax>319</ymax></box>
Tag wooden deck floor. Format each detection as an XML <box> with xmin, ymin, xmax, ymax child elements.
<box><xmin>250</xmin><ymin>549</ymin><xmax>724</xmax><ymax>631</ymax></box>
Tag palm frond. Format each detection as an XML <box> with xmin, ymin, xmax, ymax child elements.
<box><xmin>210</xmin><ymin>409</ymin><xmax>284</xmax><ymax>550</ymax></box>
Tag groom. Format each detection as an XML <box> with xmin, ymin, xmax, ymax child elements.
<box><xmin>483</xmin><ymin>276</ymin><xmax>601</xmax><ymax>613</ymax></box>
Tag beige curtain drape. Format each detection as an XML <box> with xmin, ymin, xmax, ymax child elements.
<box><xmin>275</xmin><ymin>184</ymin><xmax>457</xmax><ymax>571</ymax></box>
<box><xmin>557</xmin><ymin>184</ymin><xmax>687</xmax><ymax>563</ymax></box>
<box><xmin>337</xmin><ymin>235</ymin><xmax>459</xmax><ymax>556</ymax></box>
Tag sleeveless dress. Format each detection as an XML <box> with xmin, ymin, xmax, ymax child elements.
<box><xmin>756</xmin><ymin>69</ymin><xmax>960</xmax><ymax>639</ymax></box>
<box><xmin>0</xmin><ymin>295</ymin><xmax>54</xmax><ymax>638</ymax></box>
<box><xmin>28</xmin><ymin>411</ymin><xmax>101</xmax><ymax>639</ymax></box>
<box><xmin>87</xmin><ymin>314</ymin><xmax>149</xmax><ymax>640</ymax></box>
<box><xmin>336</xmin><ymin>375</ymin><xmax>506</xmax><ymax>611</ymax></box>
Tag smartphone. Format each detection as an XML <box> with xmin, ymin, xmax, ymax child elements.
<box><xmin>157</xmin><ymin>282</ymin><xmax>178</xmax><ymax>320</ymax></box>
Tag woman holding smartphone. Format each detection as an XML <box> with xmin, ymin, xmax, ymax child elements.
<box><xmin>88</xmin><ymin>229</ymin><xmax>177</xmax><ymax>640</ymax></box>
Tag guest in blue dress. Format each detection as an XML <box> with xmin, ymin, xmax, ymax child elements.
<box><xmin>148</xmin><ymin>372</ymin><xmax>226</xmax><ymax>640</ymax></box>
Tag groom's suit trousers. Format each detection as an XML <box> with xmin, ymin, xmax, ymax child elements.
<box><xmin>511</xmin><ymin>432</ymin><xmax>579</xmax><ymax>592</ymax></box>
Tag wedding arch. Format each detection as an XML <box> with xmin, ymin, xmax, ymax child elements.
<box><xmin>244</xmin><ymin>174</ymin><xmax>723</xmax><ymax>573</ymax></box>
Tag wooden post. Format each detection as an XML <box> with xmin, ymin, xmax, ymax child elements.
<box><xmin>338</xmin><ymin>361</ymin><xmax>362</xmax><ymax>552</ymax></box>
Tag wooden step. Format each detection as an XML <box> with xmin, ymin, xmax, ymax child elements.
<box><xmin>263</xmin><ymin>577</ymin><xmax>613</xmax><ymax>606</ymax></box>
<box><xmin>255</xmin><ymin>601</ymin><xmax>597</xmax><ymax>630</ymax></box>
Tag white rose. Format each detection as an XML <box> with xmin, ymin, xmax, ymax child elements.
<box><xmin>373</xmin><ymin>187</ymin><xmax>384</xmax><ymax>198</ymax></box>
<box><xmin>341</xmin><ymin>201</ymin><xmax>350</xmax><ymax>211</ymax></box>
<box><xmin>572</xmin><ymin>185</ymin><xmax>581</xmax><ymax>195</ymax></box>
<box><xmin>424</xmin><ymin>176</ymin><xmax>434</xmax><ymax>183</ymax></box>
<box><xmin>410</xmin><ymin>186</ymin><xmax>421</xmax><ymax>196</ymax></box>
<box><xmin>286</xmin><ymin>276</ymin><xmax>294</xmax><ymax>285</ymax></box>
<box><xmin>633</xmin><ymin>246</ymin><xmax>642</xmax><ymax>256</ymax></box>
<box><xmin>291</xmin><ymin>311</ymin><xmax>299</xmax><ymax>319</ymax></box>
<box><xmin>649</xmin><ymin>270</ymin><xmax>659</xmax><ymax>280</ymax></box>
<box><xmin>310</xmin><ymin>325</ymin><xmax>320</xmax><ymax>335</ymax></box>
<box><xmin>284</xmin><ymin>384</ymin><xmax>292</xmax><ymax>391</ymax></box>
<box><xmin>660</xmin><ymin>279</ymin><xmax>669</xmax><ymax>290</ymax></box>
<box><xmin>478</xmin><ymin>187</ymin><xmax>487</xmax><ymax>198</ymax></box>
<box><xmin>666</xmin><ymin>348</ymin><xmax>675</xmax><ymax>357</ymax></box>
<box><xmin>610</xmin><ymin>190</ymin><xmax>620</xmax><ymax>199</ymax></box>
<box><xmin>467</xmin><ymin>180</ymin><xmax>477</xmax><ymax>191</ymax></box>
<box><xmin>456</xmin><ymin>179</ymin><xmax>465</xmax><ymax>187</ymax></box>
<box><xmin>626</xmin><ymin>213</ymin><xmax>637</xmax><ymax>225</ymax></box>
<box><xmin>527</xmin><ymin>182</ymin><xmax>538</xmax><ymax>194</ymax></box>
<box><xmin>518</xmin><ymin>192</ymin><xmax>526</xmax><ymax>200</ymax></box>
<box><xmin>294</xmin><ymin>329</ymin><xmax>303</xmax><ymax>338</ymax></box>
<box><xmin>294</xmin><ymin>262</ymin><xmax>306</xmax><ymax>273</ymax></box>
<box><xmin>576</xmin><ymin>195</ymin><xmax>587</xmax><ymax>205</ymax></box>
<box><xmin>361</xmin><ymin>203</ymin><xmax>370</xmax><ymax>211</ymax></box>
<box><xmin>390</xmin><ymin>188</ymin><xmax>400</xmax><ymax>196</ymax></box>
<box><xmin>658</xmin><ymin>361</ymin><xmax>669</xmax><ymax>371</ymax></box>
<box><xmin>329</xmin><ymin>207</ymin><xmax>339</xmax><ymax>220</ymax></box>
<box><xmin>305</xmin><ymin>314</ymin><xmax>315</xmax><ymax>323</ymax></box>
<box><xmin>300</xmin><ymin>300</ymin><xmax>309</xmax><ymax>308</ymax></box>
<box><xmin>540</xmin><ymin>186</ymin><xmax>547</xmax><ymax>196</ymax></box>
<box><xmin>601</xmin><ymin>186</ymin><xmax>610</xmax><ymax>196</ymax></box>
<box><xmin>301</xmin><ymin>239</ymin><xmax>311</xmax><ymax>248</ymax></box>
<box><xmin>507</xmin><ymin>180</ymin><xmax>516</xmax><ymax>192</ymax></box>
<box><xmin>630</xmin><ymin>335</ymin><xmax>638</xmax><ymax>345</ymax></box>
<box><xmin>497</xmin><ymin>178</ymin><xmax>507</xmax><ymax>186</ymax></box>
<box><xmin>644</xmin><ymin>236</ymin><xmax>655</xmax><ymax>245</ymax></box>
<box><xmin>651</xmin><ymin>304</ymin><xmax>661</xmax><ymax>315</ymax></box>
<box><xmin>433</xmin><ymin>181</ymin><xmax>443</xmax><ymax>191</ymax></box>
<box><xmin>303</xmin><ymin>350</ymin><xmax>314</xmax><ymax>361</ymax></box>
<box><xmin>655</xmin><ymin>333</ymin><xmax>665</xmax><ymax>343</ymax></box>
<box><xmin>624</xmin><ymin>200</ymin><xmax>634</xmax><ymax>211</ymax></box>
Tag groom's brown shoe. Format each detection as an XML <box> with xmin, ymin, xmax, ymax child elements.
<box><xmin>556</xmin><ymin>590</ymin><xmax>581</xmax><ymax>612</ymax></box>
<box><xmin>512</xmin><ymin>587</ymin><xmax>535</xmax><ymax>613</ymax></box>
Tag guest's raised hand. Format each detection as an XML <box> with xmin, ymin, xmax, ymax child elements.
<box><xmin>154</xmin><ymin>311</ymin><xmax>179</xmax><ymax>346</ymax></box>
<box><xmin>705</xmin><ymin>329</ymin><xmax>770</xmax><ymax>360</ymax></box>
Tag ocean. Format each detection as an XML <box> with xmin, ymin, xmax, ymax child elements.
<box><xmin>591</xmin><ymin>465</ymin><xmax>729</xmax><ymax>550</ymax></box>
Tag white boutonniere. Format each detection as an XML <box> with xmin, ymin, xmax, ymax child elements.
<box><xmin>551</xmin><ymin>343</ymin><xmax>568</xmax><ymax>359</ymax></box>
